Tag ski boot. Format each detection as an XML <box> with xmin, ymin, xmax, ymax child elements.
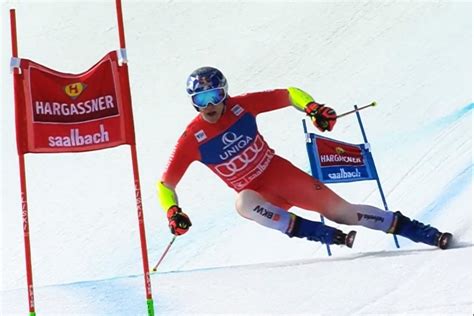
<box><xmin>287</xmin><ymin>214</ymin><xmax>356</xmax><ymax>248</ymax></box>
<box><xmin>391</xmin><ymin>211</ymin><xmax>453</xmax><ymax>250</ymax></box>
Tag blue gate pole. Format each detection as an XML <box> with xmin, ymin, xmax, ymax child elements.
<box><xmin>302</xmin><ymin>119</ymin><xmax>332</xmax><ymax>256</ymax></box>
<box><xmin>354</xmin><ymin>105</ymin><xmax>400</xmax><ymax>248</ymax></box>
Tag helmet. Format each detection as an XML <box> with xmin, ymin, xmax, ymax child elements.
<box><xmin>186</xmin><ymin>66</ymin><xmax>228</xmax><ymax>95</ymax></box>
<box><xmin>186</xmin><ymin>67</ymin><xmax>229</xmax><ymax>110</ymax></box>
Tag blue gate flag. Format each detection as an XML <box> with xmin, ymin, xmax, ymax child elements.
<box><xmin>306</xmin><ymin>133</ymin><xmax>379</xmax><ymax>184</ymax></box>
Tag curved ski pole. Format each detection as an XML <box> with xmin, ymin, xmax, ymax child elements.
<box><xmin>151</xmin><ymin>235</ymin><xmax>177</xmax><ymax>272</ymax></box>
<box><xmin>337</xmin><ymin>101</ymin><xmax>377</xmax><ymax>119</ymax></box>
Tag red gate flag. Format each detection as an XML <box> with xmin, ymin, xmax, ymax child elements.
<box><xmin>13</xmin><ymin>50</ymin><xmax>136</xmax><ymax>154</ymax></box>
<box><xmin>10</xmin><ymin>3</ymin><xmax>155</xmax><ymax>314</ymax></box>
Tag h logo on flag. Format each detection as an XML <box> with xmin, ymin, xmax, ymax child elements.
<box><xmin>64</xmin><ymin>82</ymin><xmax>86</xmax><ymax>99</ymax></box>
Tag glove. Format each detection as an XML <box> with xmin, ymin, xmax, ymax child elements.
<box><xmin>305</xmin><ymin>102</ymin><xmax>337</xmax><ymax>132</ymax></box>
<box><xmin>167</xmin><ymin>206</ymin><xmax>192</xmax><ymax>236</ymax></box>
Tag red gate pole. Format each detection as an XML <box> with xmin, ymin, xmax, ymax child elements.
<box><xmin>115</xmin><ymin>1</ymin><xmax>155</xmax><ymax>315</ymax></box>
<box><xmin>10</xmin><ymin>9</ymin><xmax>37</xmax><ymax>316</ymax></box>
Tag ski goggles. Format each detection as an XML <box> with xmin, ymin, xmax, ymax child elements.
<box><xmin>190</xmin><ymin>88</ymin><xmax>227</xmax><ymax>109</ymax></box>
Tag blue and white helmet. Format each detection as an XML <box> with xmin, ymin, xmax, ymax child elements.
<box><xmin>186</xmin><ymin>66</ymin><xmax>228</xmax><ymax>95</ymax></box>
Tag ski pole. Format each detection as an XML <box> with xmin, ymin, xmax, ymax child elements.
<box><xmin>337</xmin><ymin>101</ymin><xmax>377</xmax><ymax>119</ymax></box>
<box><xmin>151</xmin><ymin>235</ymin><xmax>177</xmax><ymax>272</ymax></box>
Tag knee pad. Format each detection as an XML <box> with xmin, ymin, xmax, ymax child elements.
<box><xmin>235</xmin><ymin>190</ymin><xmax>293</xmax><ymax>234</ymax></box>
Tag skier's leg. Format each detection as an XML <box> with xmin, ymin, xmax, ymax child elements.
<box><xmin>235</xmin><ymin>189</ymin><xmax>355</xmax><ymax>246</ymax></box>
<box><xmin>234</xmin><ymin>189</ymin><xmax>292</xmax><ymax>234</ymax></box>
<box><xmin>274</xmin><ymin>162</ymin><xmax>451</xmax><ymax>247</ymax></box>
<box><xmin>255</xmin><ymin>156</ymin><xmax>395</xmax><ymax>231</ymax></box>
<box><xmin>255</xmin><ymin>156</ymin><xmax>452</xmax><ymax>248</ymax></box>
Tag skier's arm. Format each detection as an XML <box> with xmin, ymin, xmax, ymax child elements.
<box><xmin>157</xmin><ymin>130</ymin><xmax>197</xmax><ymax>235</ymax></box>
<box><xmin>288</xmin><ymin>87</ymin><xmax>337</xmax><ymax>132</ymax></box>
<box><xmin>157</xmin><ymin>181</ymin><xmax>178</xmax><ymax>211</ymax></box>
<box><xmin>158</xmin><ymin>129</ymin><xmax>197</xmax><ymax>205</ymax></box>
<box><xmin>236</xmin><ymin>89</ymin><xmax>289</xmax><ymax>114</ymax></box>
<box><xmin>288</xmin><ymin>87</ymin><xmax>316</xmax><ymax>112</ymax></box>
<box><xmin>158</xmin><ymin>180</ymin><xmax>193</xmax><ymax>236</ymax></box>
<box><xmin>245</xmin><ymin>88</ymin><xmax>336</xmax><ymax>132</ymax></box>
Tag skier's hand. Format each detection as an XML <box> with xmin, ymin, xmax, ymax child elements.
<box><xmin>305</xmin><ymin>102</ymin><xmax>337</xmax><ymax>132</ymax></box>
<box><xmin>167</xmin><ymin>206</ymin><xmax>192</xmax><ymax>236</ymax></box>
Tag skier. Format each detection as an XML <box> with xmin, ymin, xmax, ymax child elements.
<box><xmin>157</xmin><ymin>66</ymin><xmax>452</xmax><ymax>249</ymax></box>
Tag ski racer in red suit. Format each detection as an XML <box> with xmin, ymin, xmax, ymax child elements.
<box><xmin>157</xmin><ymin>67</ymin><xmax>452</xmax><ymax>249</ymax></box>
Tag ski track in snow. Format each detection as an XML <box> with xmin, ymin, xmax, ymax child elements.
<box><xmin>2</xmin><ymin>244</ymin><xmax>472</xmax><ymax>314</ymax></box>
<box><xmin>419</xmin><ymin>164</ymin><xmax>472</xmax><ymax>220</ymax></box>
<box><xmin>4</xmin><ymin>243</ymin><xmax>471</xmax><ymax>291</ymax></box>
<box><xmin>373</xmin><ymin>103</ymin><xmax>473</xmax><ymax>153</ymax></box>
<box><xmin>412</xmin><ymin>104</ymin><xmax>472</xmax><ymax>223</ymax></box>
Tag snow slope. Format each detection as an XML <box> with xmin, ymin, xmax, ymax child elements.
<box><xmin>1</xmin><ymin>1</ymin><xmax>472</xmax><ymax>315</ymax></box>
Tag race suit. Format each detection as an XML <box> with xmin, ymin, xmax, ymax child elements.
<box><xmin>162</xmin><ymin>89</ymin><xmax>289</xmax><ymax>193</ymax></box>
